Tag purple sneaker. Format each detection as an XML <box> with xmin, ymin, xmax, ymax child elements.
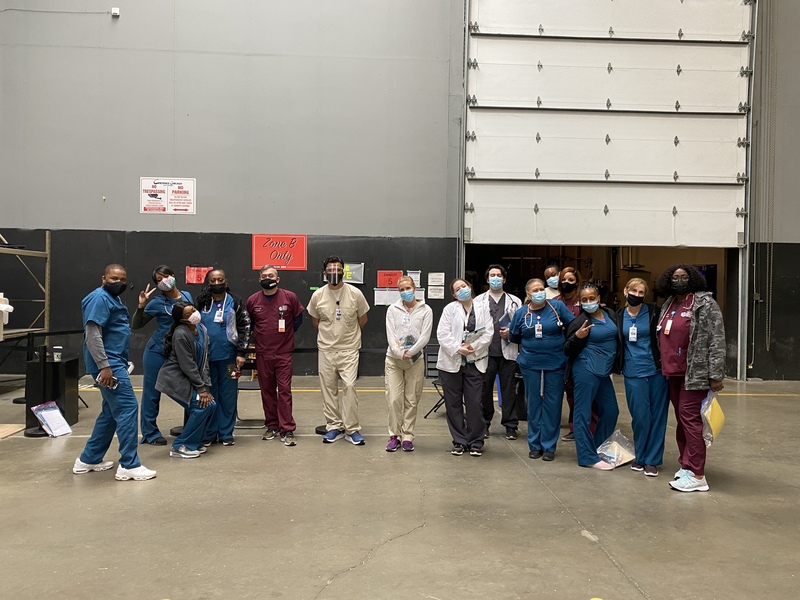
<box><xmin>386</xmin><ymin>436</ymin><xmax>401</xmax><ymax>452</ymax></box>
<box><xmin>401</xmin><ymin>440</ymin><xmax>414</xmax><ymax>452</ymax></box>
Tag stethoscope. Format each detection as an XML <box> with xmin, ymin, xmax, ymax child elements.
<box><xmin>523</xmin><ymin>301</ymin><xmax>563</xmax><ymax>329</ymax></box>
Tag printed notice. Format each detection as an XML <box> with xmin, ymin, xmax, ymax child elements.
<box><xmin>428</xmin><ymin>272</ymin><xmax>445</xmax><ymax>286</ymax></box>
<box><xmin>428</xmin><ymin>285</ymin><xmax>445</xmax><ymax>299</ymax></box>
<box><xmin>141</xmin><ymin>178</ymin><xmax>196</xmax><ymax>214</ymax></box>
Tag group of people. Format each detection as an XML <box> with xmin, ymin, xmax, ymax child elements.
<box><xmin>72</xmin><ymin>256</ymin><xmax>726</xmax><ymax>493</ymax></box>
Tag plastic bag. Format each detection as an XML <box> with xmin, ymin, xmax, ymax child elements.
<box><xmin>596</xmin><ymin>429</ymin><xmax>636</xmax><ymax>467</ymax></box>
<box><xmin>701</xmin><ymin>392</ymin><xmax>725</xmax><ymax>447</ymax></box>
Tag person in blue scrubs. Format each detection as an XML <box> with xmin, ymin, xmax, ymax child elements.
<box><xmin>509</xmin><ymin>278</ymin><xmax>574</xmax><ymax>461</ymax></box>
<box><xmin>563</xmin><ymin>282</ymin><xmax>620</xmax><ymax>470</ymax></box>
<box><xmin>194</xmin><ymin>269</ymin><xmax>251</xmax><ymax>446</ymax></box>
<box><xmin>616</xmin><ymin>278</ymin><xmax>669</xmax><ymax>477</ymax></box>
<box><xmin>73</xmin><ymin>264</ymin><xmax>156</xmax><ymax>481</ymax></box>
<box><xmin>131</xmin><ymin>265</ymin><xmax>193</xmax><ymax>445</ymax></box>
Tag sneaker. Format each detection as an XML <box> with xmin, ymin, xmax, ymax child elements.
<box><xmin>281</xmin><ymin>431</ymin><xmax>297</xmax><ymax>447</ymax></box>
<box><xmin>401</xmin><ymin>440</ymin><xmax>414</xmax><ymax>452</ymax></box>
<box><xmin>73</xmin><ymin>458</ymin><xmax>114</xmax><ymax>474</ymax></box>
<box><xmin>170</xmin><ymin>445</ymin><xmax>202</xmax><ymax>459</ymax></box>
<box><xmin>197</xmin><ymin>446</ymin><xmax>207</xmax><ymax>454</ymax></box>
<box><xmin>674</xmin><ymin>468</ymin><xmax>692</xmax><ymax>480</ymax></box>
<box><xmin>561</xmin><ymin>432</ymin><xmax>575</xmax><ymax>442</ymax></box>
<box><xmin>669</xmin><ymin>475</ymin><xmax>709</xmax><ymax>492</ymax></box>
<box><xmin>644</xmin><ymin>465</ymin><xmax>659</xmax><ymax>477</ymax></box>
<box><xmin>386</xmin><ymin>436</ymin><xmax>401</xmax><ymax>452</ymax></box>
<box><xmin>145</xmin><ymin>437</ymin><xmax>167</xmax><ymax>446</ymax></box>
<box><xmin>591</xmin><ymin>460</ymin><xmax>615</xmax><ymax>471</ymax></box>
<box><xmin>202</xmin><ymin>440</ymin><xmax>213</xmax><ymax>447</ymax></box>
<box><xmin>345</xmin><ymin>432</ymin><xmax>366</xmax><ymax>446</ymax></box>
<box><xmin>221</xmin><ymin>438</ymin><xmax>235</xmax><ymax>446</ymax></box>
<box><xmin>451</xmin><ymin>444</ymin><xmax>465</xmax><ymax>456</ymax></box>
<box><xmin>529</xmin><ymin>449</ymin><xmax>543</xmax><ymax>459</ymax></box>
<box><xmin>630</xmin><ymin>462</ymin><xmax>644</xmax><ymax>472</ymax></box>
<box><xmin>469</xmin><ymin>446</ymin><xmax>483</xmax><ymax>457</ymax></box>
<box><xmin>542</xmin><ymin>451</ymin><xmax>555</xmax><ymax>461</ymax></box>
<box><xmin>505</xmin><ymin>427</ymin><xmax>518</xmax><ymax>440</ymax></box>
<box><xmin>262</xmin><ymin>429</ymin><xmax>279</xmax><ymax>441</ymax></box>
<box><xmin>115</xmin><ymin>465</ymin><xmax>157</xmax><ymax>481</ymax></box>
<box><xmin>322</xmin><ymin>429</ymin><xmax>345</xmax><ymax>444</ymax></box>
<box><xmin>484</xmin><ymin>425</ymin><xmax>491</xmax><ymax>439</ymax></box>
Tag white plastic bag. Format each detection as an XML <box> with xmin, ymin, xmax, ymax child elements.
<box><xmin>596</xmin><ymin>429</ymin><xmax>636</xmax><ymax>467</ymax></box>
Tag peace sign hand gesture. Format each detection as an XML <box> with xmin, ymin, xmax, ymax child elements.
<box><xmin>574</xmin><ymin>320</ymin><xmax>594</xmax><ymax>339</ymax></box>
<box><xmin>138</xmin><ymin>284</ymin><xmax>157</xmax><ymax>308</ymax></box>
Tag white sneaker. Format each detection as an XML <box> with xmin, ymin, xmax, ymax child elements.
<box><xmin>674</xmin><ymin>468</ymin><xmax>693</xmax><ymax>480</ymax></box>
<box><xmin>591</xmin><ymin>460</ymin><xmax>615</xmax><ymax>471</ymax></box>
<box><xmin>73</xmin><ymin>458</ymin><xmax>114</xmax><ymax>474</ymax></box>
<box><xmin>170</xmin><ymin>445</ymin><xmax>201</xmax><ymax>459</ymax></box>
<box><xmin>669</xmin><ymin>474</ymin><xmax>709</xmax><ymax>492</ymax></box>
<box><xmin>115</xmin><ymin>465</ymin><xmax>157</xmax><ymax>481</ymax></box>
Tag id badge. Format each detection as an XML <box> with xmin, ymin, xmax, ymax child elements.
<box><xmin>535</xmin><ymin>323</ymin><xmax>543</xmax><ymax>339</ymax></box>
<box><xmin>629</xmin><ymin>325</ymin><xmax>637</xmax><ymax>342</ymax></box>
<box><xmin>664</xmin><ymin>319</ymin><xmax>673</xmax><ymax>335</ymax></box>
<box><xmin>335</xmin><ymin>308</ymin><xmax>342</xmax><ymax>321</ymax></box>
<box><xmin>278</xmin><ymin>318</ymin><xmax>286</xmax><ymax>332</ymax></box>
<box><xmin>214</xmin><ymin>308</ymin><xmax>224</xmax><ymax>323</ymax></box>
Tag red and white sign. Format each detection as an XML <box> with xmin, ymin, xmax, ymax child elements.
<box><xmin>252</xmin><ymin>235</ymin><xmax>307</xmax><ymax>271</ymax></box>
<box><xmin>185</xmin><ymin>266</ymin><xmax>214</xmax><ymax>285</ymax></box>
<box><xmin>140</xmin><ymin>178</ymin><xmax>196</xmax><ymax>214</ymax></box>
<box><xmin>377</xmin><ymin>270</ymin><xmax>404</xmax><ymax>287</ymax></box>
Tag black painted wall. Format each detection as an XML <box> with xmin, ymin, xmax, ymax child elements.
<box><xmin>0</xmin><ymin>229</ymin><xmax>459</xmax><ymax>376</ymax></box>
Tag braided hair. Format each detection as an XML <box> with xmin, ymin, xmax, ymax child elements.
<box><xmin>194</xmin><ymin>269</ymin><xmax>230</xmax><ymax>310</ymax></box>
<box><xmin>163</xmin><ymin>301</ymin><xmax>192</xmax><ymax>357</ymax></box>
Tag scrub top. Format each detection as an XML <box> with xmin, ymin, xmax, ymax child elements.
<box><xmin>622</xmin><ymin>305</ymin><xmax>658</xmax><ymax>378</ymax></box>
<box><xmin>510</xmin><ymin>301</ymin><xmax>575</xmax><ymax>371</ymax></box>
<box><xmin>82</xmin><ymin>286</ymin><xmax>131</xmax><ymax>375</ymax></box>
<box><xmin>200</xmin><ymin>293</ymin><xmax>237</xmax><ymax>361</ymax></box>
<box><xmin>145</xmin><ymin>291</ymin><xmax>193</xmax><ymax>354</ymax></box>
<box><xmin>246</xmin><ymin>288</ymin><xmax>305</xmax><ymax>355</ymax></box>
<box><xmin>307</xmin><ymin>283</ymin><xmax>370</xmax><ymax>351</ymax></box>
<box><xmin>575</xmin><ymin>313</ymin><xmax>618</xmax><ymax>377</ymax></box>
<box><xmin>659</xmin><ymin>295</ymin><xmax>693</xmax><ymax>376</ymax></box>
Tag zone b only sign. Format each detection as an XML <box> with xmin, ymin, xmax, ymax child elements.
<box><xmin>251</xmin><ymin>235</ymin><xmax>307</xmax><ymax>270</ymax></box>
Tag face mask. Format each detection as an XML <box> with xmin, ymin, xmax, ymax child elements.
<box><xmin>561</xmin><ymin>282</ymin><xmax>577</xmax><ymax>294</ymax></box>
<box><xmin>186</xmin><ymin>311</ymin><xmax>201</xmax><ymax>325</ymax></box>
<box><xmin>103</xmin><ymin>281</ymin><xmax>127</xmax><ymax>297</ymax></box>
<box><xmin>582</xmin><ymin>301</ymin><xmax>599</xmax><ymax>314</ymax></box>
<box><xmin>260</xmin><ymin>278</ymin><xmax>278</xmax><ymax>290</ymax></box>
<box><xmin>157</xmin><ymin>276</ymin><xmax>175</xmax><ymax>292</ymax></box>
<box><xmin>209</xmin><ymin>283</ymin><xmax>226</xmax><ymax>294</ymax></box>
<box><xmin>488</xmin><ymin>276</ymin><xmax>503</xmax><ymax>291</ymax></box>
<box><xmin>530</xmin><ymin>291</ymin><xmax>547</xmax><ymax>304</ymax></box>
<box><xmin>626</xmin><ymin>294</ymin><xmax>644</xmax><ymax>307</ymax></box>
<box><xmin>455</xmin><ymin>287</ymin><xmax>472</xmax><ymax>302</ymax></box>
<box><xmin>400</xmin><ymin>290</ymin><xmax>415</xmax><ymax>303</ymax></box>
<box><xmin>672</xmin><ymin>281</ymin><xmax>689</xmax><ymax>295</ymax></box>
<box><xmin>326</xmin><ymin>272</ymin><xmax>342</xmax><ymax>286</ymax></box>
<box><xmin>546</xmin><ymin>276</ymin><xmax>559</xmax><ymax>289</ymax></box>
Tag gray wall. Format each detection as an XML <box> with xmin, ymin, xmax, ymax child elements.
<box><xmin>0</xmin><ymin>0</ymin><xmax>466</xmax><ymax>238</ymax></box>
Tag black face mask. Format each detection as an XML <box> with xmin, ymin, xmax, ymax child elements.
<box><xmin>626</xmin><ymin>294</ymin><xmax>644</xmax><ymax>307</ymax></box>
<box><xmin>103</xmin><ymin>281</ymin><xmax>127</xmax><ymax>297</ymax></box>
<box><xmin>561</xmin><ymin>282</ymin><xmax>577</xmax><ymax>294</ymax></box>
<box><xmin>326</xmin><ymin>272</ymin><xmax>342</xmax><ymax>286</ymax></box>
<box><xmin>260</xmin><ymin>279</ymin><xmax>278</xmax><ymax>290</ymax></box>
<box><xmin>672</xmin><ymin>281</ymin><xmax>689</xmax><ymax>295</ymax></box>
<box><xmin>209</xmin><ymin>283</ymin><xmax>226</xmax><ymax>295</ymax></box>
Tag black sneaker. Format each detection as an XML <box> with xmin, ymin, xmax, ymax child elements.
<box><xmin>542</xmin><ymin>451</ymin><xmax>555</xmax><ymax>461</ymax></box>
<box><xmin>484</xmin><ymin>425</ymin><xmax>491</xmax><ymax>439</ymax></box>
<box><xmin>469</xmin><ymin>446</ymin><xmax>483</xmax><ymax>457</ymax></box>
<box><xmin>262</xmin><ymin>429</ymin><xmax>279</xmax><ymax>441</ymax></box>
<box><xmin>281</xmin><ymin>431</ymin><xmax>297</xmax><ymax>447</ymax></box>
<box><xmin>561</xmin><ymin>432</ymin><xmax>575</xmax><ymax>442</ymax></box>
<box><xmin>451</xmin><ymin>444</ymin><xmax>465</xmax><ymax>456</ymax></box>
<box><xmin>150</xmin><ymin>437</ymin><xmax>168</xmax><ymax>446</ymax></box>
<box><xmin>529</xmin><ymin>449</ymin><xmax>543</xmax><ymax>459</ymax></box>
<box><xmin>505</xmin><ymin>427</ymin><xmax>518</xmax><ymax>440</ymax></box>
<box><xmin>221</xmin><ymin>438</ymin><xmax>235</xmax><ymax>446</ymax></box>
<box><xmin>630</xmin><ymin>462</ymin><xmax>644</xmax><ymax>472</ymax></box>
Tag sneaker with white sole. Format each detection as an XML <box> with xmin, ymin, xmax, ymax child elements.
<box><xmin>170</xmin><ymin>445</ymin><xmax>201</xmax><ymax>459</ymax></box>
<box><xmin>73</xmin><ymin>458</ymin><xmax>114</xmax><ymax>474</ymax></box>
<box><xmin>322</xmin><ymin>429</ymin><xmax>344</xmax><ymax>444</ymax></box>
<box><xmin>669</xmin><ymin>474</ymin><xmax>709</xmax><ymax>492</ymax></box>
<box><xmin>262</xmin><ymin>428</ymin><xmax>279</xmax><ymax>441</ymax></box>
<box><xmin>345</xmin><ymin>432</ymin><xmax>366</xmax><ymax>445</ymax></box>
<box><xmin>115</xmin><ymin>465</ymin><xmax>157</xmax><ymax>481</ymax></box>
<box><xmin>281</xmin><ymin>431</ymin><xmax>297</xmax><ymax>447</ymax></box>
<box><xmin>674</xmin><ymin>468</ymin><xmax>693</xmax><ymax>480</ymax></box>
<box><xmin>591</xmin><ymin>460</ymin><xmax>615</xmax><ymax>471</ymax></box>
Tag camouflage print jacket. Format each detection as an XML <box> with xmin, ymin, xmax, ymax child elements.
<box><xmin>658</xmin><ymin>291</ymin><xmax>726</xmax><ymax>390</ymax></box>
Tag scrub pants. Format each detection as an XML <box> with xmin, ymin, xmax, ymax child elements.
<box><xmin>385</xmin><ymin>355</ymin><xmax>425</xmax><ymax>441</ymax></box>
<box><xmin>565</xmin><ymin>377</ymin><xmax>599</xmax><ymax>434</ymax></box>
<box><xmin>572</xmin><ymin>363</ymin><xmax>620</xmax><ymax>466</ymax></box>
<box><xmin>668</xmin><ymin>376</ymin><xmax>708</xmax><ymax>476</ymax></box>
<box><xmin>318</xmin><ymin>349</ymin><xmax>361</xmax><ymax>434</ymax></box>
<box><xmin>481</xmin><ymin>355</ymin><xmax>520</xmax><ymax>430</ymax></box>
<box><xmin>257</xmin><ymin>352</ymin><xmax>296</xmax><ymax>433</ymax></box>
<box><xmin>140</xmin><ymin>343</ymin><xmax>166</xmax><ymax>443</ymax></box>
<box><xmin>624</xmin><ymin>374</ymin><xmax>670</xmax><ymax>466</ymax></box>
<box><xmin>439</xmin><ymin>363</ymin><xmax>485</xmax><ymax>450</ymax></box>
<box><xmin>169</xmin><ymin>392</ymin><xmax>217</xmax><ymax>451</ymax></box>
<box><xmin>80</xmin><ymin>374</ymin><xmax>141</xmax><ymax>469</ymax></box>
<box><xmin>521</xmin><ymin>367</ymin><xmax>565</xmax><ymax>454</ymax></box>
<box><xmin>205</xmin><ymin>357</ymin><xmax>239</xmax><ymax>442</ymax></box>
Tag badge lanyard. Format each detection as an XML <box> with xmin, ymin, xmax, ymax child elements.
<box><xmin>202</xmin><ymin>292</ymin><xmax>227</xmax><ymax>324</ymax></box>
<box><xmin>629</xmin><ymin>315</ymin><xmax>638</xmax><ymax>342</ymax></box>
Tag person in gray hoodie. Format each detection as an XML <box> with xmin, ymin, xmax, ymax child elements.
<box><xmin>655</xmin><ymin>265</ymin><xmax>725</xmax><ymax>493</ymax></box>
<box><xmin>156</xmin><ymin>302</ymin><xmax>216</xmax><ymax>459</ymax></box>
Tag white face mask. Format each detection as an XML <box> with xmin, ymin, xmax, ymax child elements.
<box><xmin>186</xmin><ymin>311</ymin><xmax>201</xmax><ymax>325</ymax></box>
<box><xmin>157</xmin><ymin>275</ymin><xmax>176</xmax><ymax>292</ymax></box>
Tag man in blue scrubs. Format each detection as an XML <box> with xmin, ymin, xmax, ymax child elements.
<box><xmin>72</xmin><ymin>264</ymin><xmax>156</xmax><ymax>481</ymax></box>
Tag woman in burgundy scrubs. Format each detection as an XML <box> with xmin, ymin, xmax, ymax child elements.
<box><xmin>655</xmin><ymin>265</ymin><xmax>726</xmax><ymax>493</ymax></box>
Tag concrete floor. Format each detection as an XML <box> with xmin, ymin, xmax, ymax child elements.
<box><xmin>0</xmin><ymin>375</ymin><xmax>798</xmax><ymax>600</ymax></box>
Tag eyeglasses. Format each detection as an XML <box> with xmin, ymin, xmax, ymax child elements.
<box><xmin>671</xmin><ymin>276</ymin><xmax>690</xmax><ymax>282</ymax></box>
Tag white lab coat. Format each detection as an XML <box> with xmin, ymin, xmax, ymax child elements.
<box><xmin>385</xmin><ymin>299</ymin><xmax>434</xmax><ymax>360</ymax></box>
<box><xmin>474</xmin><ymin>291</ymin><xmax>521</xmax><ymax>361</ymax></box>
<box><xmin>436</xmin><ymin>300</ymin><xmax>494</xmax><ymax>374</ymax></box>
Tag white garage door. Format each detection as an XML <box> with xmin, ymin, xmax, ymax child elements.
<box><xmin>464</xmin><ymin>0</ymin><xmax>754</xmax><ymax>247</ymax></box>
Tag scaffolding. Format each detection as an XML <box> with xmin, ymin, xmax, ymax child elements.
<box><xmin>0</xmin><ymin>231</ymin><xmax>50</xmax><ymax>343</ymax></box>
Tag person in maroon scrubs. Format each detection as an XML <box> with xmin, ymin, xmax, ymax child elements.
<box><xmin>656</xmin><ymin>265</ymin><xmax>726</xmax><ymax>493</ymax></box>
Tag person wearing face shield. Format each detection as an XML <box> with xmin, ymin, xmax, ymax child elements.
<box><xmin>155</xmin><ymin>302</ymin><xmax>216</xmax><ymax>459</ymax></box>
<box><xmin>131</xmin><ymin>264</ymin><xmax>193</xmax><ymax>446</ymax></box>
<box><xmin>246</xmin><ymin>265</ymin><xmax>305</xmax><ymax>446</ymax></box>
<box><xmin>544</xmin><ymin>264</ymin><xmax>561</xmax><ymax>300</ymax></box>
<box><xmin>73</xmin><ymin>264</ymin><xmax>156</xmax><ymax>481</ymax></box>
<box><xmin>655</xmin><ymin>265</ymin><xmax>725</xmax><ymax>493</ymax></box>
<box><xmin>307</xmin><ymin>256</ymin><xmax>370</xmax><ymax>445</ymax></box>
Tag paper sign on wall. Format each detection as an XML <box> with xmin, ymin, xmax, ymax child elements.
<box><xmin>428</xmin><ymin>272</ymin><xmax>445</xmax><ymax>286</ymax></box>
<box><xmin>407</xmin><ymin>270</ymin><xmax>422</xmax><ymax>287</ymax></box>
<box><xmin>344</xmin><ymin>263</ymin><xmax>365</xmax><ymax>284</ymax></box>
<box><xmin>428</xmin><ymin>286</ymin><xmax>445</xmax><ymax>300</ymax></box>
<box><xmin>251</xmin><ymin>235</ymin><xmax>307</xmax><ymax>270</ymax></box>
<box><xmin>377</xmin><ymin>270</ymin><xmax>404</xmax><ymax>287</ymax></box>
<box><xmin>186</xmin><ymin>266</ymin><xmax>214</xmax><ymax>285</ymax></box>
<box><xmin>374</xmin><ymin>288</ymin><xmax>425</xmax><ymax>306</ymax></box>
<box><xmin>140</xmin><ymin>178</ymin><xmax>196</xmax><ymax>214</ymax></box>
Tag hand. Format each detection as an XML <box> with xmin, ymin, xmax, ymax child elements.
<box><xmin>709</xmin><ymin>378</ymin><xmax>724</xmax><ymax>392</ymax></box>
<box><xmin>574</xmin><ymin>321</ymin><xmax>594</xmax><ymax>339</ymax></box>
<box><xmin>235</xmin><ymin>356</ymin><xmax>246</xmax><ymax>370</ymax></box>
<box><xmin>402</xmin><ymin>350</ymin><xmax>412</xmax><ymax>361</ymax></box>
<box><xmin>456</xmin><ymin>344</ymin><xmax>473</xmax><ymax>356</ymax></box>
<box><xmin>198</xmin><ymin>391</ymin><xmax>214</xmax><ymax>407</ymax></box>
<box><xmin>499</xmin><ymin>327</ymin><xmax>509</xmax><ymax>340</ymax></box>
<box><xmin>96</xmin><ymin>367</ymin><xmax>115</xmax><ymax>388</ymax></box>
<box><xmin>138</xmin><ymin>284</ymin><xmax>156</xmax><ymax>308</ymax></box>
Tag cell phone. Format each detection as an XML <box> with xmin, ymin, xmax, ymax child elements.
<box><xmin>96</xmin><ymin>374</ymin><xmax>119</xmax><ymax>389</ymax></box>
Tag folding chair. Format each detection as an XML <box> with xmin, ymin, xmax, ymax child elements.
<box><xmin>424</xmin><ymin>344</ymin><xmax>446</xmax><ymax>418</ymax></box>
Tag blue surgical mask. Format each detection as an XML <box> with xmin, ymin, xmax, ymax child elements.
<box><xmin>456</xmin><ymin>287</ymin><xmax>472</xmax><ymax>302</ymax></box>
<box><xmin>546</xmin><ymin>276</ymin><xmax>559</xmax><ymax>289</ymax></box>
<box><xmin>582</xmin><ymin>301</ymin><xmax>599</xmax><ymax>314</ymax></box>
<box><xmin>400</xmin><ymin>290</ymin><xmax>415</xmax><ymax>303</ymax></box>
<box><xmin>488</xmin><ymin>276</ymin><xmax>503</xmax><ymax>291</ymax></box>
<box><xmin>530</xmin><ymin>291</ymin><xmax>546</xmax><ymax>304</ymax></box>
